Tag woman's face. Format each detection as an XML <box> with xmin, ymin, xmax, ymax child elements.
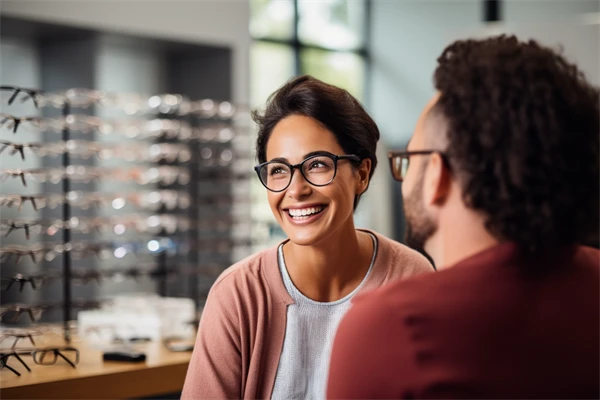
<box><xmin>264</xmin><ymin>114</ymin><xmax>370</xmax><ymax>246</ymax></box>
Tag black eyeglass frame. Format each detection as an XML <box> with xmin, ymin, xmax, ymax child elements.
<box><xmin>1</xmin><ymin>274</ymin><xmax>48</xmax><ymax>292</ymax></box>
<box><xmin>254</xmin><ymin>152</ymin><xmax>361</xmax><ymax>193</ymax></box>
<box><xmin>387</xmin><ymin>150</ymin><xmax>449</xmax><ymax>182</ymax></box>
<box><xmin>0</xmin><ymin>352</ymin><xmax>31</xmax><ymax>376</ymax></box>
<box><xmin>15</xmin><ymin>346</ymin><xmax>80</xmax><ymax>369</ymax></box>
<box><xmin>1</xmin><ymin>86</ymin><xmax>41</xmax><ymax>108</ymax></box>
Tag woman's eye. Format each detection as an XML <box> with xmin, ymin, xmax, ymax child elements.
<box><xmin>269</xmin><ymin>166</ymin><xmax>287</xmax><ymax>176</ymax></box>
<box><xmin>309</xmin><ymin>161</ymin><xmax>326</xmax><ymax>170</ymax></box>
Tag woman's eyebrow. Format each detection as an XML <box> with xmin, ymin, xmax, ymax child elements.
<box><xmin>267</xmin><ymin>157</ymin><xmax>289</xmax><ymax>163</ymax></box>
<box><xmin>302</xmin><ymin>150</ymin><xmax>332</xmax><ymax>159</ymax></box>
<box><xmin>267</xmin><ymin>151</ymin><xmax>332</xmax><ymax>163</ymax></box>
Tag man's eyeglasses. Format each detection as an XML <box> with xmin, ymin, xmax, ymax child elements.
<box><xmin>388</xmin><ymin>150</ymin><xmax>448</xmax><ymax>182</ymax></box>
<box><xmin>254</xmin><ymin>152</ymin><xmax>361</xmax><ymax>193</ymax></box>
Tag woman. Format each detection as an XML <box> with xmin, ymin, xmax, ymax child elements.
<box><xmin>181</xmin><ymin>75</ymin><xmax>433</xmax><ymax>399</ymax></box>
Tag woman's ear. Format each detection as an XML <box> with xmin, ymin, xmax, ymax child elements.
<box><xmin>356</xmin><ymin>158</ymin><xmax>372</xmax><ymax>195</ymax></box>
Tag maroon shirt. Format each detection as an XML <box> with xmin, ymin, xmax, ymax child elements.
<box><xmin>328</xmin><ymin>243</ymin><xmax>599</xmax><ymax>399</ymax></box>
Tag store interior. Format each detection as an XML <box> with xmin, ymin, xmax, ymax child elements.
<box><xmin>0</xmin><ymin>0</ymin><xmax>598</xmax><ymax>398</ymax></box>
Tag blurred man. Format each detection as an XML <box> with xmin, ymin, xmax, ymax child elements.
<box><xmin>327</xmin><ymin>35</ymin><xmax>599</xmax><ymax>399</ymax></box>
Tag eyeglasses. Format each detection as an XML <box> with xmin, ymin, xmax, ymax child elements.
<box><xmin>28</xmin><ymin>346</ymin><xmax>80</xmax><ymax>369</ymax></box>
<box><xmin>0</xmin><ymin>166</ymin><xmax>190</xmax><ymax>187</ymax></box>
<box><xmin>0</xmin><ymin>190</ymin><xmax>190</xmax><ymax>211</ymax></box>
<box><xmin>0</xmin><ymin>300</ymin><xmax>105</xmax><ymax>324</ymax></box>
<box><xmin>0</xmin><ymin>86</ymin><xmax>41</xmax><ymax>107</ymax></box>
<box><xmin>1</xmin><ymin>86</ymin><xmax>148</xmax><ymax>112</ymax></box>
<box><xmin>0</xmin><ymin>113</ymin><xmax>247</xmax><ymax>143</ymax></box>
<box><xmin>0</xmin><ymin>113</ymin><xmax>191</xmax><ymax>139</ymax></box>
<box><xmin>1</xmin><ymin>86</ymin><xmax>249</xmax><ymax>120</ymax></box>
<box><xmin>254</xmin><ymin>152</ymin><xmax>361</xmax><ymax>192</ymax></box>
<box><xmin>0</xmin><ymin>351</ymin><xmax>31</xmax><ymax>376</ymax></box>
<box><xmin>387</xmin><ymin>150</ymin><xmax>448</xmax><ymax>182</ymax></box>
<box><xmin>0</xmin><ymin>239</ymin><xmax>182</xmax><ymax>264</ymax></box>
<box><xmin>0</xmin><ymin>139</ymin><xmax>191</xmax><ymax>163</ymax></box>
<box><xmin>0</xmin><ymin>265</ymin><xmax>181</xmax><ymax>294</ymax></box>
<box><xmin>0</xmin><ymin>215</ymin><xmax>190</xmax><ymax>239</ymax></box>
<box><xmin>0</xmin><ymin>274</ymin><xmax>56</xmax><ymax>292</ymax></box>
<box><xmin>0</xmin><ymin>329</ymin><xmax>41</xmax><ymax>349</ymax></box>
<box><xmin>0</xmin><ymin>304</ymin><xmax>48</xmax><ymax>323</ymax></box>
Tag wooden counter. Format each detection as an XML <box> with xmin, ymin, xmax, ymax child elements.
<box><xmin>0</xmin><ymin>338</ymin><xmax>192</xmax><ymax>399</ymax></box>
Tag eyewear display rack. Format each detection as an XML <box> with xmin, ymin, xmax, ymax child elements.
<box><xmin>0</xmin><ymin>87</ymin><xmax>255</xmax><ymax>342</ymax></box>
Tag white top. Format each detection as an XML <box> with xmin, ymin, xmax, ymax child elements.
<box><xmin>270</xmin><ymin>233</ymin><xmax>378</xmax><ymax>400</ymax></box>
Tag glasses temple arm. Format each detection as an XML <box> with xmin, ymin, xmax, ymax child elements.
<box><xmin>13</xmin><ymin>353</ymin><xmax>31</xmax><ymax>372</ymax></box>
<box><xmin>57</xmin><ymin>351</ymin><xmax>77</xmax><ymax>368</ymax></box>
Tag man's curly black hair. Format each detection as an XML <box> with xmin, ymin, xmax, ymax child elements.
<box><xmin>433</xmin><ymin>35</ymin><xmax>599</xmax><ymax>251</ymax></box>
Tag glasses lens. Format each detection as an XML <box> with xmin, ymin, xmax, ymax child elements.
<box><xmin>302</xmin><ymin>155</ymin><xmax>335</xmax><ymax>186</ymax></box>
<box><xmin>34</xmin><ymin>350</ymin><xmax>57</xmax><ymax>365</ymax></box>
<box><xmin>391</xmin><ymin>156</ymin><xmax>408</xmax><ymax>181</ymax></box>
<box><xmin>401</xmin><ymin>157</ymin><xmax>409</xmax><ymax>179</ymax></box>
<box><xmin>29</xmin><ymin>308</ymin><xmax>43</xmax><ymax>322</ymax></box>
<box><xmin>259</xmin><ymin>162</ymin><xmax>291</xmax><ymax>191</ymax></box>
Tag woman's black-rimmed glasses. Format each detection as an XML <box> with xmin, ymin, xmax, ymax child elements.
<box><xmin>254</xmin><ymin>152</ymin><xmax>360</xmax><ymax>193</ymax></box>
<box><xmin>388</xmin><ymin>150</ymin><xmax>448</xmax><ymax>182</ymax></box>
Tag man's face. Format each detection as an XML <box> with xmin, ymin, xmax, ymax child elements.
<box><xmin>401</xmin><ymin>95</ymin><xmax>441</xmax><ymax>252</ymax></box>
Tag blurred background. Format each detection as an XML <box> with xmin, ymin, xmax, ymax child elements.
<box><xmin>0</xmin><ymin>0</ymin><xmax>598</xmax><ymax>331</ymax></box>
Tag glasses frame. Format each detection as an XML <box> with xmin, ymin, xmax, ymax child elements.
<box><xmin>254</xmin><ymin>152</ymin><xmax>361</xmax><ymax>193</ymax></box>
<box><xmin>31</xmin><ymin>346</ymin><xmax>80</xmax><ymax>369</ymax></box>
<box><xmin>0</xmin><ymin>331</ymin><xmax>38</xmax><ymax>349</ymax></box>
<box><xmin>0</xmin><ymin>351</ymin><xmax>32</xmax><ymax>376</ymax></box>
<box><xmin>387</xmin><ymin>150</ymin><xmax>449</xmax><ymax>182</ymax></box>
<box><xmin>0</xmin><ymin>86</ymin><xmax>41</xmax><ymax>108</ymax></box>
<box><xmin>0</xmin><ymin>304</ymin><xmax>48</xmax><ymax>323</ymax></box>
<box><xmin>1</xmin><ymin>274</ymin><xmax>51</xmax><ymax>292</ymax></box>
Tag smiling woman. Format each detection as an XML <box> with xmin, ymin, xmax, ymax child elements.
<box><xmin>181</xmin><ymin>75</ymin><xmax>434</xmax><ymax>400</ymax></box>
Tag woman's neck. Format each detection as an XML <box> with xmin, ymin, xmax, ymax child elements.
<box><xmin>282</xmin><ymin>224</ymin><xmax>373</xmax><ymax>302</ymax></box>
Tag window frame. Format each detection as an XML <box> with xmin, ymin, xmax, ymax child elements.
<box><xmin>250</xmin><ymin>0</ymin><xmax>371</xmax><ymax>103</ymax></box>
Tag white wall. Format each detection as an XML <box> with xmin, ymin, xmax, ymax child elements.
<box><xmin>361</xmin><ymin>0</ymin><xmax>480</xmax><ymax>237</ymax></box>
<box><xmin>0</xmin><ymin>0</ymin><xmax>250</xmax><ymax>103</ymax></box>
<box><xmin>369</xmin><ymin>0</ymin><xmax>599</xmax><ymax>148</ymax></box>
<box><xmin>504</xmin><ymin>0</ymin><xmax>599</xmax><ymax>23</ymax></box>
<box><xmin>473</xmin><ymin>18</ymin><xmax>599</xmax><ymax>85</ymax></box>
<box><xmin>369</xmin><ymin>0</ymin><xmax>482</xmax><ymax>148</ymax></box>
<box><xmin>366</xmin><ymin>0</ymin><xmax>598</xmax><ymax>238</ymax></box>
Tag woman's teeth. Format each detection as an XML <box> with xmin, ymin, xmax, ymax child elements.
<box><xmin>288</xmin><ymin>206</ymin><xmax>325</xmax><ymax>218</ymax></box>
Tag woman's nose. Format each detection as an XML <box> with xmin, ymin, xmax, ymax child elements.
<box><xmin>286</xmin><ymin>169</ymin><xmax>311</xmax><ymax>199</ymax></box>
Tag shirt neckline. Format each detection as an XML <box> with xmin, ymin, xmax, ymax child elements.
<box><xmin>277</xmin><ymin>232</ymin><xmax>378</xmax><ymax>306</ymax></box>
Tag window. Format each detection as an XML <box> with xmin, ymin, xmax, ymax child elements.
<box><xmin>250</xmin><ymin>0</ymin><xmax>369</xmax><ymax>106</ymax></box>
<box><xmin>249</xmin><ymin>0</ymin><xmax>369</xmax><ymax>245</ymax></box>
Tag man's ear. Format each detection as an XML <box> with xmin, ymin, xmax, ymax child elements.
<box><xmin>356</xmin><ymin>158</ymin><xmax>372</xmax><ymax>195</ymax></box>
<box><xmin>423</xmin><ymin>153</ymin><xmax>450</xmax><ymax>206</ymax></box>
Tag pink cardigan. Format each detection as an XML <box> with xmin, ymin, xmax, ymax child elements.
<box><xmin>181</xmin><ymin>230</ymin><xmax>433</xmax><ymax>399</ymax></box>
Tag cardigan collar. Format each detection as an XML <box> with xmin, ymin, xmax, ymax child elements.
<box><xmin>260</xmin><ymin>229</ymin><xmax>394</xmax><ymax>305</ymax></box>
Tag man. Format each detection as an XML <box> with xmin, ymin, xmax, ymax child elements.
<box><xmin>327</xmin><ymin>35</ymin><xmax>599</xmax><ymax>399</ymax></box>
